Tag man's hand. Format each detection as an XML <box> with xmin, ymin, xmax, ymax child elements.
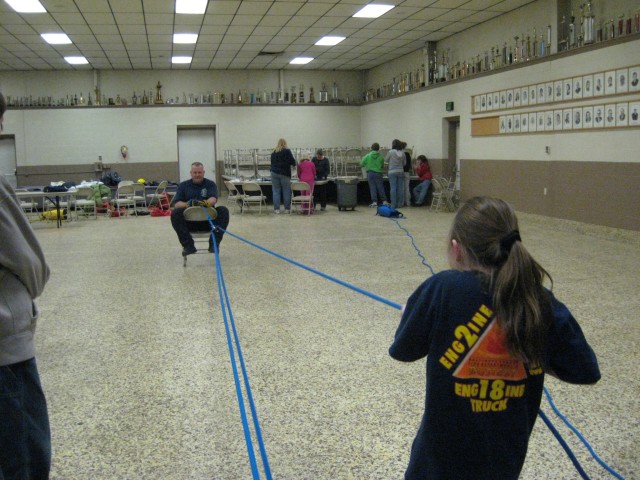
<box><xmin>198</xmin><ymin>200</ymin><xmax>210</xmax><ymax>207</ymax></box>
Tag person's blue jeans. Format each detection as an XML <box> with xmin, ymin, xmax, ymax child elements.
<box><xmin>271</xmin><ymin>172</ymin><xmax>292</xmax><ymax>211</ymax></box>
<box><xmin>366</xmin><ymin>171</ymin><xmax>386</xmax><ymax>205</ymax></box>
<box><xmin>0</xmin><ymin>358</ymin><xmax>51</xmax><ymax>480</ymax></box>
<box><xmin>389</xmin><ymin>172</ymin><xmax>404</xmax><ymax>208</ymax></box>
<box><xmin>413</xmin><ymin>180</ymin><xmax>432</xmax><ymax>205</ymax></box>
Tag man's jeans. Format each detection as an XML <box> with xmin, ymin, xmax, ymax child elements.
<box><xmin>171</xmin><ymin>205</ymin><xmax>230</xmax><ymax>249</ymax></box>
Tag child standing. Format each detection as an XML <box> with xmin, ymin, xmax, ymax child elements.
<box><xmin>389</xmin><ymin>196</ymin><xmax>600</xmax><ymax>480</ymax></box>
<box><xmin>296</xmin><ymin>152</ymin><xmax>316</xmax><ymax>213</ymax></box>
<box><xmin>360</xmin><ymin>143</ymin><xmax>387</xmax><ymax>207</ymax></box>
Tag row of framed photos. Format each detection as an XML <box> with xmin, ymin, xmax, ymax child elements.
<box><xmin>473</xmin><ymin>64</ymin><xmax>640</xmax><ymax>113</ymax></box>
<box><xmin>497</xmin><ymin>101</ymin><xmax>640</xmax><ymax>134</ymax></box>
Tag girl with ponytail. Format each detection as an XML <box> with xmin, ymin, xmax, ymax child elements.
<box><xmin>390</xmin><ymin>196</ymin><xmax>600</xmax><ymax>480</ymax></box>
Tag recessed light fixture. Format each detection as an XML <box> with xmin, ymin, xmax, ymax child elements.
<box><xmin>5</xmin><ymin>0</ymin><xmax>46</xmax><ymax>13</ymax></box>
<box><xmin>172</xmin><ymin>56</ymin><xmax>193</xmax><ymax>64</ymax></box>
<box><xmin>175</xmin><ymin>0</ymin><xmax>207</xmax><ymax>14</ymax></box>
<box><xmin>41</xmin><ymin>33</ymin><xmax>72</xmax><ymax>45</ymax></box>
<box><xmin>290</xmin><ymin>57</ymin><xmax>314</xmax><ymax>65</ymax></box>
<box><xmin>64</xmin><ymin>56</ymin><xmax>88</xmax><ymax>65</ymax></box>
<box><xmin>315</xmin><ymin>36</ymin><xmax>346</xmax><ymax>46</ymax></box>
<box><xmin>353</xmin><ymin>4</ymin><xmax>394</xmax><ymax>18</ymax></box>
<box><xmin>173</xmin><ymin>33</ymin><xmax>198</xmax><ymax>44</ymax></box>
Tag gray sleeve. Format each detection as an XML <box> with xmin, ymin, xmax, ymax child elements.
<box><xmin>0</xmin><ymin>175</ymin><xmax>50</xmax><ymax>298</ymax></box>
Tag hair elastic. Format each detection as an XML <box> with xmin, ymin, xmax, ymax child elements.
<box><xmin>500</xmin><ymin>230</ymin><xmax>521</xmax><ymax>253</ymax></box>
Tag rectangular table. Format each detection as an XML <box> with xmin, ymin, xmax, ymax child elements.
<box><xmin>15</xmin><ymin>190</ymin><xmax>77</xmax><ymax>228</ymax></box>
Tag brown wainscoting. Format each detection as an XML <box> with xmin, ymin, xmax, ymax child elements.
<box><xmin>460</xmin><ymin>159</ymin><xmax>640</xmax><ymax>231</ymax></box>
<box><xmin>17</xmin><ymin>162</ymin><xmax>179</xmax><ymax>187</ymax></box>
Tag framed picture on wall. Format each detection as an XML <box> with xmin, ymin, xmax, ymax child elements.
<box><xmin>545</xmin><ymin>111</ymin><xmax>553</xmax><ymax>131</ymax></box>
<box><xmin>529</xmin><ymin>112</ymin><xmax>537</xmax><ymax>132</ymax></box>
<box><xmin>593</xmin><ymin>105</ymin><xmax>604</xmax><ymax>128</ymax></box>
<box><xmin>563</xmin><ymin>78</ymin><xmax>573</xmax><ymax>100</ymax></box>
<box><xmin>520</xmin><ymin>113</ymin><xmax>529</xmax><ymax>132</ymax></box>
<box><xmin>538</xmin><ymin>84</ymin><xmax>546</xmax><ymax>104</ymax></box>
<box><xmin>554</xmin><ymin>80</ymin><xmax>563</xmax><ymax>101</ymax></box>
<box><xmin>506</xmin><ymin>115</ymin><xmax>514</xmax><ymax>132</ymax></box>
<box><xmin>583</xmin><ymin>106</ymin><xmax>593</xmax><ymax>128</ymax></box>
<box><xmin>563</xmin><ymin>108</ymin><xmax>573</xmax><ymax>130</ymax></box>
<box><xmin>605</xmin><ymin>104</ymin><xmax>616</xmax><ymax>127</ymax></box>
<box><xmin>629</xmin><ymin>67</ymin><xmax>640</xmax><ymax>92</ymax></box>
<box><xmin>493</xmin><ymin>92</ymin><xmax>500</xmax><ymax>109</ymax></box>
<box><xmin>500</xmin><ymin>90</ymin><xmax>507</xmax><ymax>108</ymax></box>
<box><xmin>529</xmin><ymin>85</ymin><xmax>537</xmax><ymax>105</ymax></box>
<box><xmin>616</xmin><ymin>103</ymin><xmax>628</xmax><ymax>127</ymax></box>
<box><xmin>480</xmin><ymin>94</ymin><xmax>487</xmax><ymax>111</ymax></box>
<box><xmin>629</xmin><ymin>102</ymin><xmax>640</xmax><ymax>126</ymax></box>
<box><xmin>616</xmin><ymin>69</ymin><xmax>628</xmax><ymax>94</ymax></box>
<box><xmin>593</xmin><ymin>73</ymin><xmax>604</xmax><ymax>96</ymax></box>
<box><xmin>572</xmin><ymin>108</ymin><xmax>582</xmax><ymax>129</ymax></box>
<box><xmin>573</xmin><ymin>77</ymin><xmax>583</xmax><ymax>99</ymax></box>
<box><xmin>521</xmin><ymin>87</ymin><xmax>529</xmax><ymax>106</ymax></box>
<box><xmin>583</xmin><ymin>74</ymin><xmax>593</xmax><ymax>97</ymax></box>
<box><xmin>474</xmin><ymin>95</ymin><xmax>481</xmax><ymax>112</ymax></box>
<box><xmin>546</xmin><ymin>82</ymin><xmax>554</xmax><ymax>102</ymax></box>
<box><xmin>514</xmin><ymin>89</ymin><xmax>521</xmax><ymax>107</ymax></box>
<box><xmin>554</xmin><ymin>109</ymin><xmax>563</xmax><ymax>130</ymax></box>
<box><xmin>506</xmin><ymin>89</ymin><xmax>514</xmax><ymax>108</ymax></box>
<box><xmin>499</xmin><ymin>116</ymin><xmax>506</xmax><ymax>133</ymax></box>
<box><xmin>605</xmin><ymin>71</ymin><xmax>616</xmax><ymax>95</ymax></box>
<box><xmin>514</xmin><ymin>115</ymin><xmax>521</xmax><ymax>132</ymax></box>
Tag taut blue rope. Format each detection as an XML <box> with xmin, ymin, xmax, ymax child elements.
<box><xmin>205</xmin><ymin>209</ymin><xmax>272</xmax><ymax>479</ymax></box>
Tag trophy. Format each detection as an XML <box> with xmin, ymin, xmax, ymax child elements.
<box><xmin>154</xmin><ymin>81</ymin><xmax>164</xmax><ymax>104</ymax></box>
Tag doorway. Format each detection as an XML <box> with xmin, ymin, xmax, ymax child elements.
<box><xmin>445</xmin><ymin>117</ymin><xmax>460</xmax><ymax>189</ymax></box>
<box><xmin>177</xmin><ymin>126</ymin><xmax>216</xmax><ymax>183</ymax></box>
<box><xmin>0</xmin><ymin>135</ymin><xmax>17</xmax><ymax>187</ymax></box>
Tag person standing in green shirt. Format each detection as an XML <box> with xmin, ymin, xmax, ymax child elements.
<box><xmin>360</xmin><ymin>142</ymin><xmax>388</xmax><ymax>207</ymax></box>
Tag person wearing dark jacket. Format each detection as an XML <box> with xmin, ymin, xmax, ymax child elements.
<box><xmin>270</xmin><ymin>138</ymin><xmax>297</xmax><ymax>214</ymax></box>
<box><xmin>312</xmin><ymin>149</ymin><xmax>330</xmax><ymax>211</ymax></box>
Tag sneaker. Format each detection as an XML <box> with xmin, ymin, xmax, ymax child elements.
<box><xmin>369</xmin><ymin>202</ymin><xmax>377</xmax><ymax>208</ymax></box>
<box><xmin>182</xmin><ymin>245</ymin><xmax>197</xmax><ymax>257</ymax></box>
<box><xmin>273</xmin><ymin>210</ymin><xmax>280</xmax><ymax>214</ymax></box>
<box><xmin>383</xmin><ymin>201</ymin><xmax>391</xmax><ymax>206</ymax></box>
<box><xmin>284</xmin><ymin>209</ymin><xmax>291</xmax><ymax>214</ymax></box>
<box><xmin>320</xmin><ymin>207</ymin><xmax>326</xmax><ymax>211</ymax></box>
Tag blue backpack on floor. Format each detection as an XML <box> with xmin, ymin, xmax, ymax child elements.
<box><xmin>377</xmin><ymin>205</ymin><xmax>404</xmax><ymax>218</ymax></box>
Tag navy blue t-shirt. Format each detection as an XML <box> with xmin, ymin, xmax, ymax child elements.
<box><xmin>173</xmin><ymin>178</ymin><xmax>218</xmax><ymax>204</ymax></box>
<box><xmin>389</xmin><ymin>270</ymin><xmax>600</xmax><ymax>480</ymax></box>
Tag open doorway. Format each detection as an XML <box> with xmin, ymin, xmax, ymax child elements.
<box><xmin>177</xmin><ymin>126</ymin><xmax>216</xmax><ymax>183</ymax></box>
<box><xmin>0</xmin><ymin>135</ymin><xmax>17</xmax><ymax>188</ymax></box>
<box><xmin>444</xmin><ymin>117</ymin><xmax>460</xmax><ymax>189</ymax></box>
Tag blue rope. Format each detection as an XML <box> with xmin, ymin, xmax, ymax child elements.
<box><xmin>537</xmin><ymin>409</ymin><xmax>590</xmax><ymax>479</ymax></box>
<box><xmin>204</xmin><ymin>209</ymin><xmax>272</xmax><ymax>479</ymax></box>
<box><xmin>218</xmin><ymin>227</ymin><xmax>403</xmax><ymax>311</ymax></box>
<box><xmin>391</xmin><ymin>218</ymin><xmax>435</xmax><ymax>276</ymax></box>
<box><xmin>543</xmin><ymin>387</ymin><xmax>625</xmax><ymax>480</ymax></box>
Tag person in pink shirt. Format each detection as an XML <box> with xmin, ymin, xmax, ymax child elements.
<box><xmin>296</xmin><ymin>151</ymin><xmax>316</xmax><ymax>212</ymax></box>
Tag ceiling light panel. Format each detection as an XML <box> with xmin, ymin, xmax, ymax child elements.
<box><xmin>290</xmin><ymin>56</ymin><xmax>313</xmax><ymax>64</ymax></box>
<box><xmin>41</xmin><ymin>33</ymin><xmax>72</xmax><ymax>44</ymax></box>
<box><xmin>173</xmin><ymin>33</ymin><xmax>198</xmax><ymax>43</ymax></box>
<box><xmin>352</xmin><ymin>4</ymin><xmax>395</xmax><ymax>18</ymax></box>
<box><xmin>175</xmin><ymin>0</ymin><xmax>207</xmax><ymax>14</ymax></box>
<box><xmin>5</xmin><ymin>0</ymin><xmax>46</xmax><ymax>13</ymax></box>
<box><xmin>315</xmin><ymin>36</ymin><xmax>346</xmax><ymax>46</ymax></box>
<box><xmin>64</xmin><ymin>55</ymin><xmax>88</xmax><ymax>64</ymax></box>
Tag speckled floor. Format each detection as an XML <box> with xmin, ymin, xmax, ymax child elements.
<box><xmin>31</xmin><ymin>200</ymin><xmax>638</xmax><ymax>480</ymax></box>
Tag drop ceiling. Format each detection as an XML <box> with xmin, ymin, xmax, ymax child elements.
<box><xmin>0</xmin><ymin>0</ymin><xmax>535</xmax><ymax>71</ymax></box>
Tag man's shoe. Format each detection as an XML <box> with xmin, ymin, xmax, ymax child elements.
<box><xmin>369</xmin><ymin>202</ymin><xmax>377</xmax><ymax>208</ymax></box>
<box><xmin>182</xmin><ymin>245</ymin><xmax>197</xmax><ymax>257</ymax></box>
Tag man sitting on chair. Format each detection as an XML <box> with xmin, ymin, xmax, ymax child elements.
<box><xmin>171</xmin><ymin>162</ymin><xmax>230</xmax><ymax>256</ymax></box>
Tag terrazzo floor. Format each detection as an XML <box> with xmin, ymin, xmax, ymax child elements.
<box><xmin>31</xmin><ymin>199</ymin><xmax>639</xmax><ymax>480</ymax></box>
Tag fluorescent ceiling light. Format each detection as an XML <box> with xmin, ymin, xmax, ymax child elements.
<box><xmin>172</xmin><ymin>56</ymin><xmax>192</xmax><ymax>64</ymax></box>
<box><xmin>315</xmin><ymin>36</ymin><xmax>346</xmax><ymax>46</ymax></box>
<box><xmin>173</xmin><ymin>33</ymin><xmax>198</xmax><ymax>44</ymax></box>
<box><xmin>353</xmin><ymin>4</ymin><xmax>394</xmax><ymax>18</ymax></box>
<box><xmin>64</xmin><ymin>56</ymin><xmax>88</xmax><ymax>65</ymax></box>
<box><xmin>290</xmin><ymin>57</ymin><xmax>313</xmax><ymax>65</ymax></box>
<box><xmin>41</xmin><ymin>33</ymin><xmax>72</xmax><ymax>45</ymax></box>
<box><xmin>5</xmin><ymin>0</ymin><xmax>46</xmax><ymax>13</ymax></box>
<box><xmin>175</xmin><ymin>0</ymin><xmax>207</xmax><ymax>14</ymax></box>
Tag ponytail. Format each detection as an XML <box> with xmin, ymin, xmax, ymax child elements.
<box><xmin>450</xmin><ymin>197</ymin><xmax>552</xmax><ymax>366</ymax></box>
